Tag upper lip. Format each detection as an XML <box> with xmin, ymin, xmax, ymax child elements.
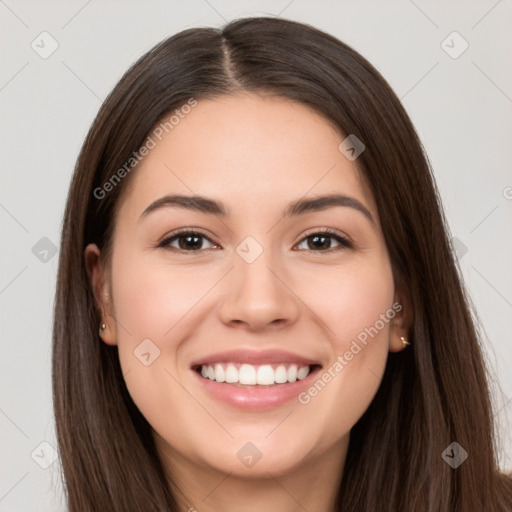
<box><xmin>190</xmin><ymin>349</ymin><xmax>321</xmax><ymax>368</ymax></box>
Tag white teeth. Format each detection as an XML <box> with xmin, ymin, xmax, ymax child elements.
<box><xmin>287</xmin><ymin>364</ymin><xmax>298</xmax><ymax>383</ymax></box>
<box><xmin>256</xmin><ymin>365</ymin><xmax>275</xmax><ymax>385</ymax></box>
<box><xmin>225</xmin><ymin>364</ymin><xmax>238</xmax><ymax>383</ymax></box>
<box><xmin>198</xmin><ymin>362</ymin><xmax>312</xmax><ymax>385</ymax></box>
<box><xmin>297</xmin><ymin>365</ymin><xmax>309</xmax><ymax>380</ymax></box>
<box><xmin>214</xmin><ymin>363</ymin><xmax>225</xmax><ymax>383</ymax></box>
<box><xmin>239</xmin><ymin>364</ymin><xmax>257</xmax><ymax>384</ymax></box>
<box><xmin>274</xmin><ymin>365</ymin><xmax>288</xmax><ymax>383</ymax></box>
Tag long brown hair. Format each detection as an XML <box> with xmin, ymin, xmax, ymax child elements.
<box><xmin>52</xmin><ymin>16</ymin><xmax>512</xmax><ymax>511</ymax></box>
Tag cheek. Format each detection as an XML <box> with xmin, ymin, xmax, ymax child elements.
<box><xmin>111</xmin><ymin>251</ymin><xmax>217</xmax><ymax>342</ymax></box>
<box><xmin>335</xmin><ymin>264</ymin><xmax>394</xmax><ymax>372</ymax></box>
<box><xmin>295</xmin><ymin>256</ymin><xmax>394</xmax><ymax>423</ymax></box>
<box><xmin>332</xmin><ymin>270</ymin><xmax>394</xmax><ymax>353</ymax></box>
<box><xmin>109</xmin><ymin>249</ymin><xmax>218</xmax><ymax>399</ymax></box>
<box><xmin>297</xmin><ymin>254</ymin><xmax>395</xmax><ymax>350</ymax></box>
<box><xmin>109</xmin><ymin>251</ymin><xmax>211</xmax><ymax>435</ymax></box>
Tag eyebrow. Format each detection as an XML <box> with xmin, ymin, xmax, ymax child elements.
<box><xmin>140</xmin><ymin>193</ymin><xmax>374</xmax><ymax>224</ymax></box>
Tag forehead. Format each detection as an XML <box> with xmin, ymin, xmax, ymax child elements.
<box><xmin>117</xmin><ymin>93</ymin><xmax>377</xmax><ymax>223</ymax></box>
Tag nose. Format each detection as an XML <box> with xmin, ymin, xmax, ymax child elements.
<box><xmin>218</xmin><ymin>246</ymin><xmax>300</xmax><ymax>333</ymax></box>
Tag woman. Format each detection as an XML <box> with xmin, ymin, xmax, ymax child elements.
<box><xmin>52</xmin><ymin>16</ymin><xmax>512</xmax><ymax>511</ymax></box>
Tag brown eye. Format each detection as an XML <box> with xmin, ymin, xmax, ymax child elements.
<box><xmin>295</xmin><ymin>231</ymin><xmax>352</xmax><ymax>252</ymax></box>
<box><xmin>159</xmin><ymin>230</ymin><xmax>218</xmax><ymax>252</ymax></box>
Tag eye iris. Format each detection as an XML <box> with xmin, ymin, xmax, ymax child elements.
<box><xmin>309</xmin><ymin>234</ymin><xmax>331</xmax><ymax>250</ymax></box>
<box><xmin>179</xmin><ymin>233</ymin><xmax>202</xmax><ymax>250</ymax></box>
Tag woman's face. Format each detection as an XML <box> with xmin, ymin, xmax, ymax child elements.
<box><xmin>87</xmin><ymin>93</ymin><xmax>408</xmax><ymax>482</ymax></box>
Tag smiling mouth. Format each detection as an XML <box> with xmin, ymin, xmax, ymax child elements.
<box><xmin>193</xmin><ymin>362</ymin><xmax>322</xmax><ymax>387</ymax></box>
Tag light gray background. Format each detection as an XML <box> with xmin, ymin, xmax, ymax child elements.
<box><xmin>1</xmin><ymin>1</ymin><xmax>511</xmax><ymax>510</ymax></box>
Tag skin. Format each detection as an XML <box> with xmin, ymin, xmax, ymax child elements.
<box><xmin>86</xmin><ymin>93</ymin><xmax>412</xmax><ymax>512</ymax></box>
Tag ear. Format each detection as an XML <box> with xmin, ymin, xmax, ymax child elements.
<box><xmin>388</xmin><ymin>280</ymin><xmax>413</xmax><ymax>353</ymax></box>
<box><xmin>84</xmin><ymin>243</ymin><xmax>117</xmax><ymax>346</ymax></box>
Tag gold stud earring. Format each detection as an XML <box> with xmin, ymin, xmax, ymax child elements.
<box><xmin>400</xmin><ymin>336</ymin><xmax>410</xmax><ymax>347</ymax></box>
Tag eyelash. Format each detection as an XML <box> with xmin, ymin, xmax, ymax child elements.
<box><xmin>157</xmin><ymin>227</ymin><xmax>353</xmax><ymax>254</ymax></box>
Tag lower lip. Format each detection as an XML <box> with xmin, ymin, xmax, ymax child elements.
<box><xmin>192</xmin><ymin>367</ymin><xmax>321</xmax><ymax>410</ymax></box>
